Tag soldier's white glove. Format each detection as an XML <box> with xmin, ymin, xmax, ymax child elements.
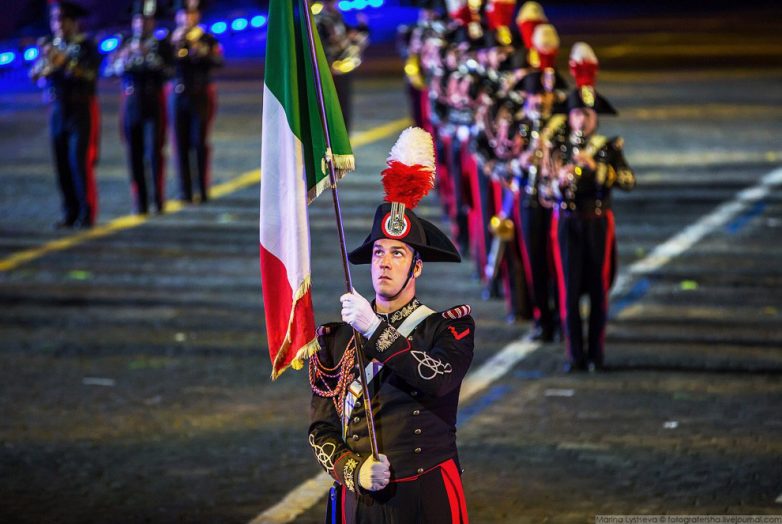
<box><xmin>340</xmin><ymin>290</ymin><xmax>381</xmax><ymax>338</ymax></box>
<box><xmin>358</xmin><ymin>453</ymin><xmax>391</xmax><ymax>492</ymax></box>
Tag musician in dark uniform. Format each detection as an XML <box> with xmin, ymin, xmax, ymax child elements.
<box><xmin>30</xmin><ymin>0</ymin><xmax>101</xmax><ymax>229</ymax></box>
<box><xmin>107</xmin><ymin>0</ymin><xmax>173</xmax><ymax>215</ymax></box>
<box><xmin>309</xmin><ymin>128</ymin><xmax>473</xmax><ymax>523</ymax></box>
<box><xmin>315</xmin><ymin>0</ymin><xmax>369</xmax><ymax>132</ymax></box>
<box><xmin>170</xmin><ymin>0</ymin><xmax>222</xmax><ymax>204</ymax></box>
<box><xmin>548</xmin><ymin>43</ymin><xmax>635</xmax><ymax>372</ymax></box>
<box><xmin>514</xmin><ymin>64</ymin><xmax>567</xmax><ymax>341</ymax></box>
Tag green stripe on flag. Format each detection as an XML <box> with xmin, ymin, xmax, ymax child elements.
<box><xmin>264</xmin><ymin>0</ymin><xmax>354</xmax><ymax>202</ymax></box>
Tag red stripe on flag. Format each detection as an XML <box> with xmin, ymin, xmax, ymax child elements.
<box><xmin>260</xmin><ymin>244</ymin><xmax>316</xmax><ymax>378</ymax></box>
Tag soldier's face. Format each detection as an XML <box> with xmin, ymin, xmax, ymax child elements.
<box><xmin>569</xmin><ymin>108</ymin><xmax>598</xmax><ymax>135</ymax></box>
<box><xmin>371</xmin><ymin>239</ymin><xmax>420</xmax><ymax>299</ymax></box>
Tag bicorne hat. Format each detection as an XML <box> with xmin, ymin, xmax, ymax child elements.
<box><xmin>560</xmin><ymin>42</ymin><xmax>617</xmax><ymax>115</ymax></box>
<box><xmin>348</xmin><ymin>127</ymin><xmax>461</xmax><ymax>265</ymax></box>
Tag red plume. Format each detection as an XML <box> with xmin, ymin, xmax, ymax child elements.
<box><xmin>381</xmin><ymin>161</ymin><xmax>434</xmax><ymax>210</ymax></box>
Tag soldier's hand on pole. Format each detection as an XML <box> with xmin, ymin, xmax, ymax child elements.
<box><xmin>340</xmin><ymin>289</ymin><xmax>380</xmax><ymax>338</ymax></box>
<box><xmin>358</xmin><ymin>453</ymin><xmax>391</xmax><ymax>492</ymax></box>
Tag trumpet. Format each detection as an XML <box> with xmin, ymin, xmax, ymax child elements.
<box><xmin>29</xmin><ymin>37</ymin><xmax>69</xmax><ymax>80</ymax></box>
<box><xmin>331</xmin><ymin>31</ymin><xmax>369</xmax><ymax>75</ymax></box>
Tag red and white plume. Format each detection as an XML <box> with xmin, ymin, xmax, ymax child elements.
<box><xmin>381</xmin><ymin>127</ymin><xmax>435</xmax><ymax>210</ymax></box>
<box><xmin>446</xmin><ymin>0</ymin><xmax>473</xmax><ymax>26</ymax></box>
<box><xmin>569</xmin><ymin>41</ymin><xmax>599</xmax><ymax>88</ymax></box>
<box><xmin>516</xmin><ymin>1</ymin><xmax>547</xmax><ymax>49</ymax></box>
<box><xmin>486</xmin><ymin>0</ymin><xmax>517</xmax><ymax>31</ymax></box>
<box><xmin>532</xmin><ymin>23</ymin><xmax>559</xmax><ymax>71</ymax></box>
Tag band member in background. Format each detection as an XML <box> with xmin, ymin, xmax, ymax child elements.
<box><xmin>548</xmin><ymin>43</ymin><xmax>636</xmax><ymax>372</ymax></box>
<box><xmin>170</xmin><ymin>0</ymin><xmax>222</xmax><ymax>204</ymax></box>
<box><xmin>514</xmin><ymin>23</ymin><xmax>568</xmax><ymax>341</ymax></box>
<box><xmin>30</xmin><ymin>0</ymin><xmax>101</xmax><ymax>229</ymax></box>
<box><xmin>309</xmin><ymin>128</ymin><xmax>473</xmax><ymax>523</ymax></box>
<box><xmin>107</xmin><ymin>0</ymin><xmax>173</xmax><ymax>215</ymax></box>
<box><xmin>314</xmin><ymin>0</ymin><xmax>369</xmax><ymax>132</ymax></box>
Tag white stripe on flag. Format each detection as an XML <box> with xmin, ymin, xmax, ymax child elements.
<box><xmin>260</xmin><ymin>84</ymin><xmax>311</xmax><ymax>292</ymax></box>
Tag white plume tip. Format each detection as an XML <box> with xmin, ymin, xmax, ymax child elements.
<box><xmin>387</xmin><ymin>127</ymin><xmax>435</xmax><ymax>172</ymax></box>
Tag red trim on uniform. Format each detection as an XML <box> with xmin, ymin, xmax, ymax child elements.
<box><xmin>381</xmin><ymin>342</ymin><xmax>411</xmax><ymax>364</ymax></box>
<box><xmin>340</xmin><ymin>482</ymin><xmax>347</xmax><ymax>524</ymax></box>
<box><xmin>449</xmin><ymin>326</ymin><xmax>470</xmax><ymax>341</ymax></box>
<box><xmin>332</xmin><ymin>451</ymin><xmax>352</xmax><ymax>480</ymax></box>
<box><xmin>550</xmin><ymin>209</ymin><xmax>570</xmax><ymax>353</ymax></box>
<box><xmin>420</xmin><ymin>89</ymin><xmax>432</xmax><ymax>134</ymax></box>
<box><xmin>86</xmin><ymin>95</ymin><xmax>100</xmax><ymax>224</ymax></box>
<box><xmin>441</xmin><ymin>466</ymin><xmax>460</xmax><ymax>524</ymax></box>
<box><xmin>441</xmin><ymin>459</ymin><xmax>468</xmax><ymax>523</ymax></box>
<box><xmin>517</xmin><ymin>208</ymin><xmax>540</xmax><ymax>321</ymax></box>
<box><xmin>393</xmin><ymin>463</ymin><xmax>441</xmax><ymax>483</ymax></box>
<box><xmin>600</xmin><ymin>210</ymin><xmax>616</xmax><ymax>352</ymax></box>
<box><xmin>461</xmin><ymin>139</ymin><xmax>487</xmax><ymax>281</ymax></box>
<box><xmin>602</xmin><ymin>210</ymin><xmax>615</xmax><ymax>295</ymax></box>
<box><xmin>437</xmin><ymin>134</ymin><xmax>456</xmax><ymax>228</ymax></box>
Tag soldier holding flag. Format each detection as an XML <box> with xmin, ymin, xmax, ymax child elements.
<box><xmin>309</xmin><ymin>127</ymin><xmax>473</xmax><ymax>522</ymax></box>
<box><xmin>260</xmin><ymin>1</ymin><xmax>473</xmax><ymax>521</ymax></box>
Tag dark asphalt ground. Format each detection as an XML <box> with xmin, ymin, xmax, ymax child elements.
<box><xmin>1</xmin><ymin>5</ymin><xmax>782</xmax><ymax>524</ymax></box>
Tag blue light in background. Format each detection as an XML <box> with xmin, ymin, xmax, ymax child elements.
<box><xmin>154</xmin><ymin>28</ymin><xmax>169</xmax><ymax>39</ymax></box>
<box><xmin>0</xmin><ymin>51</ymin><xmax>15</xmax><ymax>66</ymax></box>
<box><xmin>24</xmin><ymin>47</ymin><xmax>39</xmax><ymax>61</ymax></box>
<box><xmin>210</xmin><ymin>21</ymin><xmax>227</xmax><ymax>34</ymax></box>
<box><xmin>231</xmin><ymin>17</ymin><xmax>248</xmax><ymax>31</ymax></box>
<box><xmin>250</xmin><ymin>15</ymin><xmax>266</xmax><ymax>28</ymax></box>
<box><xmin>338</xmin><ymin>0</ymin><xmax>382</xmax><ymax>11</ymax></box>
<box><xmin>99</xmin><ymin>37</ymin><xmax>119</xmax><ymax>54</ymax></box>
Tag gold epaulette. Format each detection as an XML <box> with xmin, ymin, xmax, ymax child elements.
<box><xmin>541</xmin><ymin>114</ymin><xmax>566</xmax><ymax>143</ymax></box>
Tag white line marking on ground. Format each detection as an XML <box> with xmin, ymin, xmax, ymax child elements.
<box><xmin>613</xmin><ymin>166</ymin><xmax>782</xmax><ymax>296</ymax></box>
<box><xmin>249</xmin><ymin>166</ymin><xmax>782</xmax><ymax>523</ymax></box>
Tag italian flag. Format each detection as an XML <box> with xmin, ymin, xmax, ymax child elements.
<box><xmin>261</xmin><ymin>0</ymin><xmax>354</xmax><ymax>379</ymax></box>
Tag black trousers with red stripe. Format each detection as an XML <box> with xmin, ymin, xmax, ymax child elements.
<box><xmin>50</xmin><ymin>97</ymin><xmax>99</xmax><ymax>226</ymax></box>
<box><xmin>519</xmin><ymin>195</ymin><xmax>557</xmax><ymax>334</ymax></box>
<box><xmin>327</xmin><ymin>459</ymin><xmax>468</xmax><ymax>524</ymax></box>
<box><xmin>553</xmin><ymin>210</ymin><xmax>616</xmax><ymax>367</ymax></box>
<box><xmin>171</xmin><ymin>87</ymin><xmax>215</xmax><ymax>203</ymax></box>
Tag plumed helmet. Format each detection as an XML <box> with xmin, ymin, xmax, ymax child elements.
<box><xmin>348</xmin><ymin>128</ymin><xmax>461</xmax><ymax>264</ymax></box>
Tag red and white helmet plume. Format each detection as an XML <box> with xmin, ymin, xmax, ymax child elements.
<box><xmin>486</xmin><ymin>0</ymin><xmax>517</xmax><ymax>31</ymax></box>
<box><xmin>446</xmin><ymin>0</ymin><xmax>473</xmax><ymax>26</ymax></box>
<box><xmin>532</xmin><ymin>23</ymin><xmax>559</xmax><ymax>70</ymax></box>
<box><xmin>516</xmin><ymin>1</ymin><xmax>547</xmax><ymax>48</ymax></box>
<box><xmin>382</xmin><ymin>127</ymin><xmax>436</xmax><ymax>210</ymax></box>
<box><xmin>569</xmin><ymin>41</ymin><xmax>599</xmax><ymax>88</ymax></box>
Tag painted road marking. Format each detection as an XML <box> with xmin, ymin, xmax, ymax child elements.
<box><xmin>613</xmin><ymin>166</ymin><xmax>782</xmax><ymax>297</ymax></box>
<box><xmin>0</xmin><ymin>117</ymin><xmax>412</xmax><ymax>273</ymax></box>
<box><xmin>249</xmin><ymin>165</ymin><xmax>782</xmax><ymax>524</ymax></box>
